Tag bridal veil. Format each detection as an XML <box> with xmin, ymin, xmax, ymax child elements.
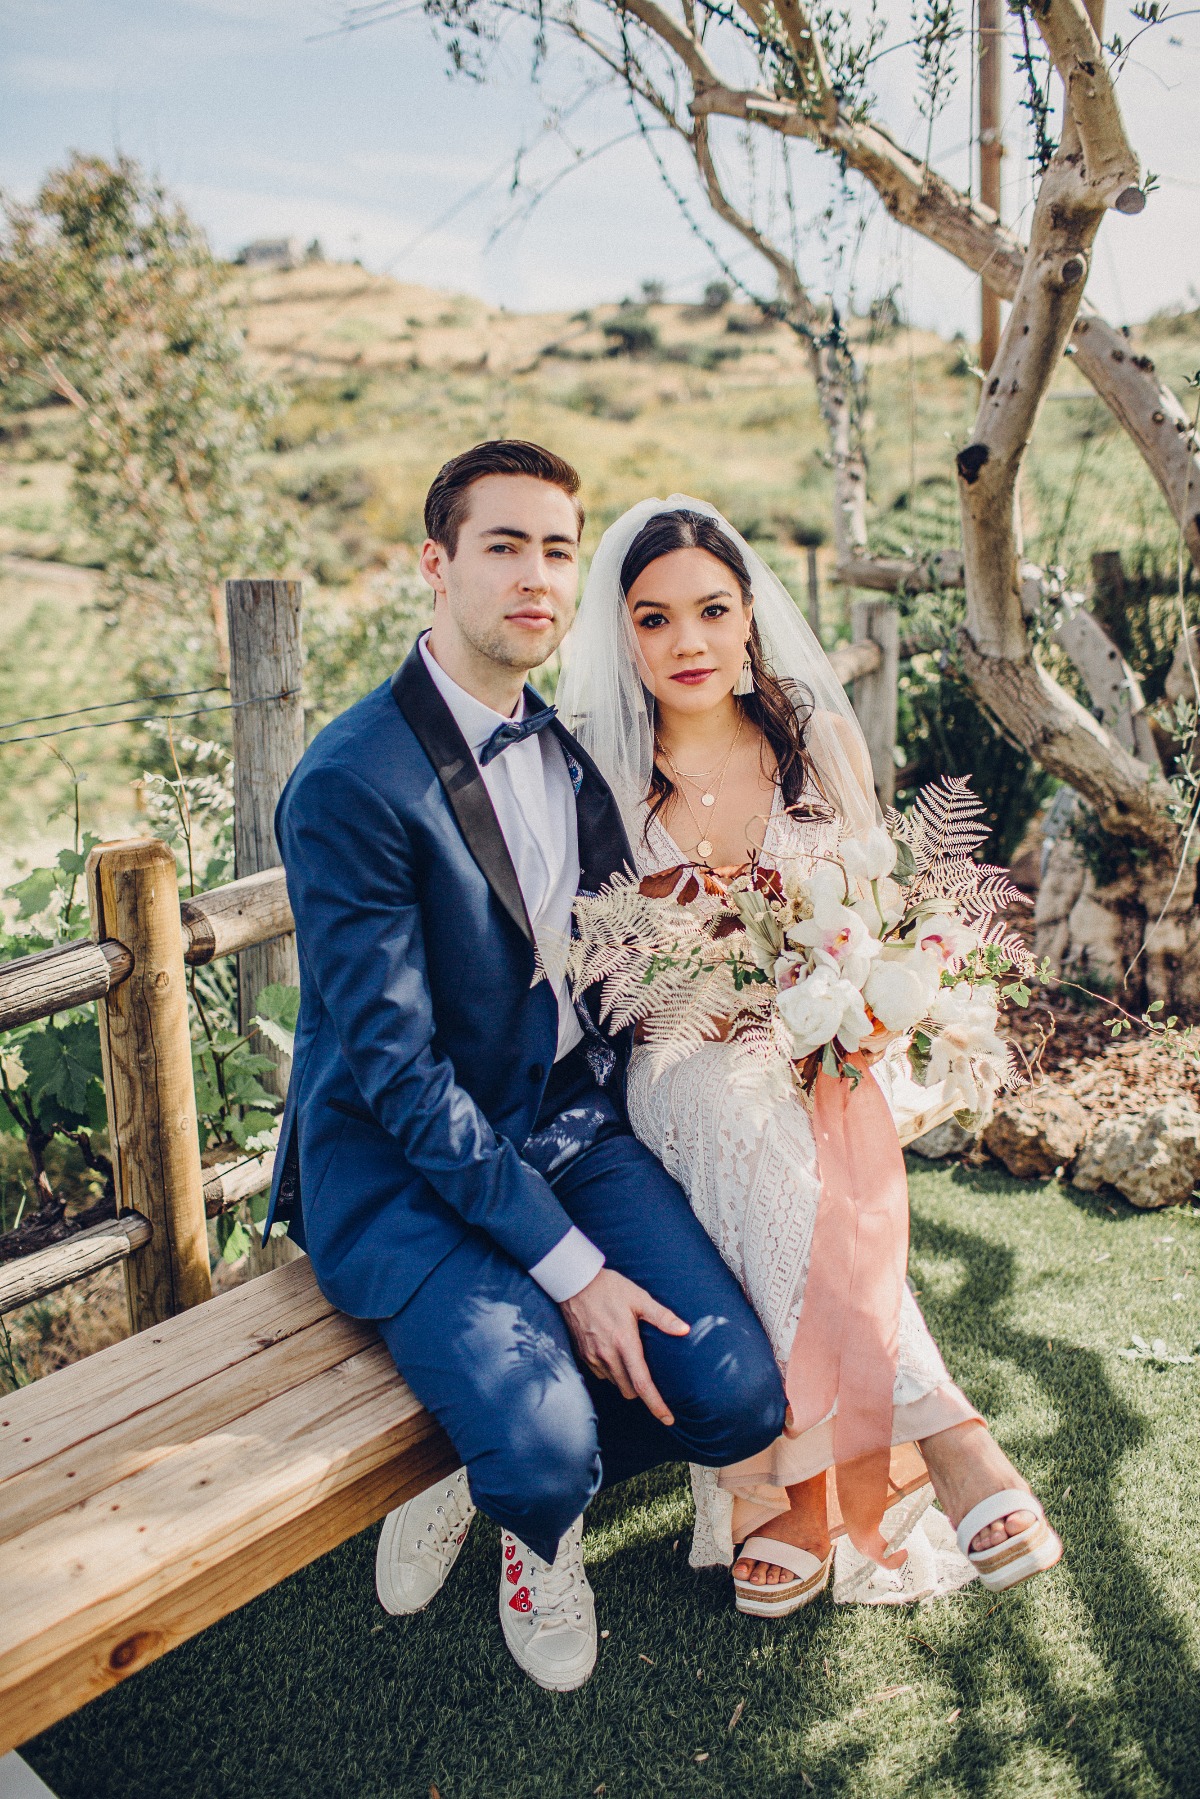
<box><xmin>556</xmin><ymin>495</ymin><xmax>879</xmax><ymax>843</ymax></box>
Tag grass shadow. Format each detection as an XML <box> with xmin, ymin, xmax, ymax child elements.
<box><xmin>896</xmin><ymin>1191</ymin><xmax>1200</xmax><ymax>1798</ymax></box>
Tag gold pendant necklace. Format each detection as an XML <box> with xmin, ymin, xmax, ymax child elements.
<box><xmin>664</xmin><ymin>714</ymin><xmax>743</xmax><ymax>861</ymax></box>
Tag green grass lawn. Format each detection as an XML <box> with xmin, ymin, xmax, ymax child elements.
<box><xmin>25</xmin><ymin>1162</ymin><xmax>1200</xmax><ymax>1799</ymax></box>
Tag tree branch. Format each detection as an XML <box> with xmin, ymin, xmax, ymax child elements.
<box><xmin>690</xmin><ymin>114</ymin><xmax>819</xmax><ymax>327</ymax></box>
<box><xmin>952</xmin><ymin>0</ymin><xmax>1179</xmax><ymax>850</ymax></box>
<box><xmin>1033</xmin><ymin>0</ymin><xmax>1143</xmax><ymax>211</ymax></box>
<box><xmin>689</xmin><ymin>80</ymin><xmax>1200</xmax><ymax>567</ymax></box>
<box><xmin>613</xmin><ymin>0</ymin><xmax>724</xmax><ymax>85</ymax></box>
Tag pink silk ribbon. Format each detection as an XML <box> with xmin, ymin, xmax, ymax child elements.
<box><xmin>784</xmin><ymin>1051</ymin><xmax>911</xmax><ymax>1568</ymax></box>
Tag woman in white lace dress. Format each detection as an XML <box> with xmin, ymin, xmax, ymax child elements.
<box><xmin>558</xmin><ymin>498</ymin><xmax>1062</xmax><ymax>1616</ymax></box>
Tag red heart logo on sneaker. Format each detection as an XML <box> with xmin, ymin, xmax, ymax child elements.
<box><xmin>509</xmin><ymin>1587</ymin><xmax>532</xmax><ymax>1613</ymax></box>
<box><xmin>505</xmin><ymin>1560</ymin><xmax>523</xmax><ymax>1584</ymax></box>
<box><xmin>504</xmin><ymin>1542</ymin><xmax>516</xmax><ymax>1561</ymax></box>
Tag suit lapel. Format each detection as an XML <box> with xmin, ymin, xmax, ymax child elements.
<box><xmin>391</xmin><ymin>647</ymin><xmax>534</xmax><ymax>947</ymax></box>
<box><xmin>548</xmin><ymin>716</ymin><xmax>635</xmax><ymax>892</ymax></box>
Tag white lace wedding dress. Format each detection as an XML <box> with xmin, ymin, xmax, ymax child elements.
<box><xmin>626</xmin><ymin>793</ymin><xmax>980</xmax><ymax>1604</ymax></box>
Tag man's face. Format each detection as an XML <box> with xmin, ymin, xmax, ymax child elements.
<box><xmin>420</xmin><ymin>473</ymin><xmax>581</xmax><ymax>673</ymax></box>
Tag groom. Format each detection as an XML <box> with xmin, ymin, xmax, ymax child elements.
<box><xmin>263</xmin><ymin>439</ymin><xmax>785</xmax><ymax>1690</ymax></box>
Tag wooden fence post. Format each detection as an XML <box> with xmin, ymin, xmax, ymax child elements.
<box><xmin>851</xmin><ymin>598</ymin><xmax>899</xmax><ymax>808</ymax></box>
<box><xmin>806</xmin><ymin>546</ymin><xmax>821</xmax><ymax>640</ymax></box>
<box><xmin>86</xmin><ymin>838</ymin><xmax>212</xmax><ymax>1329</ymax></box>
<box><xmin>226</xmin><ymin>578</ymin><xmax>304</xmax><ymax>1272</ymax></box>
<box><xmin>225</xmin><ymin>579</ymin><xmax>304</xmax><ymax>1044</ymax></box>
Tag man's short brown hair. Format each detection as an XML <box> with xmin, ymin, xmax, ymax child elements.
<box><xmin>424</xmin><ymin>440</ymin><xmax>584</xmax><ymax>556</ymax></box>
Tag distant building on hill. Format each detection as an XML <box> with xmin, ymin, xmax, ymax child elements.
<box><xmin>234</xmin><ymin>237</ymin><xmax>300</xmax><ymax>271</ymax></box>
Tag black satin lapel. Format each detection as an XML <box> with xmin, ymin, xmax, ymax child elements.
<box><xmin>550</xmin><ymin>717</ymin><xmax>634</xmax><ymax>892</ymax></box>
<box><xmin>391</xmin><ymin>649</ymin><xmax>533</xmax><ymax>946</ymax></box>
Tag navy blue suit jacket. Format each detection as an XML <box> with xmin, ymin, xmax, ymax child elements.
<box><xmin>262</xmin><ymin>644</ymin><xmax>634</xmax><ymax>1321</ymax></box>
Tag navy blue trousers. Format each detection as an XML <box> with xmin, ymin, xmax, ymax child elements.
<box><xmin>378</xmin><ymin>1118</ymin><xmax>785</xmax><ymax>1564</ymax></box>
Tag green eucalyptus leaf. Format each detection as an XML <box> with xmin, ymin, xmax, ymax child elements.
<box><xmin>216</xmin><ymin>1212</ymin><xmax>251</xmax><ymax>1262</ymax></box>
<box><xmin>892</xmin><ymin>840</ymin><xmax>917</xmax><ymax>885</ymax></box>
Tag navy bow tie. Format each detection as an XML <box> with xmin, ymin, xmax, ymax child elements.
<box><xmin>479</xmin><ymin>705</ymin><xmax>558</xmax><ymax>766</ymax></box>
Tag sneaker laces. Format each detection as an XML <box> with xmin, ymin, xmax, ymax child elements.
<box><xmin>526</xmin><ymin>1526</ymin><xmax>588</xmax><ymax>1633</ymax></box>
<box><xmin>417</xmin><ymin>1475</ymin><xmax>474</xmax><ymax>1575</ymax></box>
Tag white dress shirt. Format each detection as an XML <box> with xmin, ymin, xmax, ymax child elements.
<box><xmin>418</xmin><ymin>633</ymin><xmax>604</xmax><ymax>1303</ymax></box>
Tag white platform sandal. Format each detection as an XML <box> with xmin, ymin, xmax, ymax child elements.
<box><xmin>954</xmin><ymin>1488</ymin><xmax>1063</xmax><ymax>1592</ymax></box>
<box><xmin>733</xmin><ymin>1538</ymin><xmax>834</xmax><ymax>1617</ymax></box>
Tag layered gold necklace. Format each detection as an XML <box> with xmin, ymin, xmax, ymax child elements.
<box><xmin>661</xmin><ymin>713</ymin><xmax>743</xmax><ymax>861</ymax></box>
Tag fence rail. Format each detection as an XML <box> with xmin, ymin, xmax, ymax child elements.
<box><xmin>0</xmin><ymin>1211</ymin><xmax>152</xmax><ymax>1315</ymax></box>
<box><xmin>0</xmin><ymin>857</ymin><xmax>294</xmax><ymax>1325</ymax></box>
<box><xmin>0</xmin><ymin>866</ymin><xmax>293</xmax><ymax>1035</ymax></box>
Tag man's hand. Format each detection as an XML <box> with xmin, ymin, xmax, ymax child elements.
<box><xmin>560</xmin><ymin>1269</ymin><xmax>689</xmax><ymax>1428</ymax></box>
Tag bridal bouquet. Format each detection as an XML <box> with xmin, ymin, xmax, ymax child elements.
<box><xmin>567</xmin><ymin>777</ymin><xmax>1039</xmax><ymax>1116</ymax></box>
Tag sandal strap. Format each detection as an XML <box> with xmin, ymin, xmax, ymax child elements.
<box><xmin>955</xmin><ymin>1488</ymin><xmax>1043</xmax><ymax>1557</ymax></box>
<box><xmin>736</xmin><ymin>1537</ymin><xmax>831</xmax><ymax>1584</ymax></box>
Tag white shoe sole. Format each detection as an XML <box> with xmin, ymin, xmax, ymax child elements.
<box><xmin>969</xmin><ymin>1518</ymin><xmax>1063</xmax><ymax>1592</ymax></box>
<box><xmin>734</xmin><ymin>1548</ymin><xmax>834</xmax><ymax>1618</ymax></box>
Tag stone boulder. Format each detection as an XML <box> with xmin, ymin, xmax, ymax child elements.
<box><xmin>909</xmin><ymin>1117</ymin><xmax>979</xmax><ymax>1160</ymax></box>
<box><xmin>982</xmin><ymin>1086</ymin><xmax>1090</xmax><ymax>1180</ymax></box>
<box><xmin>1070</xmin><ymin>1102</ymin><xmax>1200</xmax><ymax>1209</ymax></box>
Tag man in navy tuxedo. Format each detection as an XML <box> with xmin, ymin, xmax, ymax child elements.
<box><xmin>265</xmin><ymin>440</ymin><xmax>785</xmax><ymax>1690</ymax></box>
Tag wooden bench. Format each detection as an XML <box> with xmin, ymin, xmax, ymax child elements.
<box><xmin>0</xmin><ymin>1256</ymin><xmax>455</xmax><ymax>1754</ymax></box>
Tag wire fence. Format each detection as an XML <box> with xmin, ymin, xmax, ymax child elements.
<box><xmin>0</xmin><ymin>688</ymin><xmax>298</xmax><ymax>749</ymax></box>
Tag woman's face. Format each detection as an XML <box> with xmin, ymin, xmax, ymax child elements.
<box><xmin>624</xmin><ymin>546</ymin><xmax>751</xmax><ymax>715</ymax></box>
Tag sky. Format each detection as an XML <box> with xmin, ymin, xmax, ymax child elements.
<box><xmin>3</xmin><ymin>0</ymin><xmax>1199</xmax><ymax>336</ymax></box>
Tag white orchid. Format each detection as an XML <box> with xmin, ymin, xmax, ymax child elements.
<box><xmin>922</xmin><ymin>983</ymin><xmax>1010</xmax><ymax>1108</ymax></box>
<box><xmin>851</xmin><ymin>875</ymin><xmax>904</xmax><ymax>935</ymax></box>
<box><xmin>777</xmin><ymin>962</ymin><xmax>873</xmax><ymax>1059</ymax></box>
<box><xmin>912</xmin><ymin>911</ymin><xmax>979</xmax><ymax>969</ymax></box>
<box><xmin>786</xmin><ymin>869</ymin><xmax>879</xmax><ymax>989</ymax></box>
<box><xmin>840</xmin><ymin>826</ymin><xmax>898</xmax><ymax>886</ymax></box>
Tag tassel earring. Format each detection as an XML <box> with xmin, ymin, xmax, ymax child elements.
<box><xmin>733</xmin><ymin>651</ymin><xmax>754</xmax><ymax>697</ymax></box>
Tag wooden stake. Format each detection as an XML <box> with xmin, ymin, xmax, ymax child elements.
<box><xmin>86</xmin><ymin>838</ymin><xmax>212</xmax><ymax>1329</ymax></box>
<box><xmin>225</xmin><ymin>579</ymin><xmax>304</xmax><ymax>1057</ymax></box>
<box><xmin>226</xmin><ymin>578</ymin><xmax>304</xmax><ymax>1274</ymax></box>
<box><xmin>979</xmin><ymin>0</ymin><xmax>1004</xmax><ymax>371</ymax></box>
<box><xmin>851</xmin><ymin>599</ymin><xmax>900</xmax><ymax>807</ymax></box>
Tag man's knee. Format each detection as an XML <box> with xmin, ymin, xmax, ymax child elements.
<box><xmin>468</xmin><ymin>1378</ymin><xmax>601</xmax><ymax>1559</ymax></box>
<box><xmin>674</xmin><ymin>1312</ymin><xmax>786</xmax><ymax>1466</ymax></box>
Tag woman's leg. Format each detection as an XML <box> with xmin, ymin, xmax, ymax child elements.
<box><xmin>733</xmin><ymin>1473</ymin><xmax>832</xmax><ymax>1586</ymax></box>
<box><xmin>918</xmin><ymin>1419</ymin><xmax>1037</xmax><ymax>1550</ymax></box>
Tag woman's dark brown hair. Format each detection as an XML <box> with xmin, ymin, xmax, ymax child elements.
<box><xmin>619</xmin><ymin>510</ymin><xmax>828</xmax><ymax>835</ymax></box>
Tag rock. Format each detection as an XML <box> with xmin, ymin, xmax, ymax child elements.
<box><xmin>909</xmin><ymin>1117</ymin><xmax>979</xmax><ymax>1160</ymax></box>
<box><xmin>983</xmin><ymin>1086</ymin><xmax>1090</xmax><ymax>1180</ymax></box>
<box><xmin>1033</xmin><ymin>837</ymin><xmax>1086</xmax><ymax>971</ymax></box>
<box><xmin>1070</xmin><ymin>1102</ymin><xmax>1200</xmax><ymax>1209</ymax></box>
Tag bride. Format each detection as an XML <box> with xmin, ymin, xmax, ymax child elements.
<box><xmin>558</xmin><ymin>497</ymin><xmax>1063</xmax><ymax>1616</ymax></box>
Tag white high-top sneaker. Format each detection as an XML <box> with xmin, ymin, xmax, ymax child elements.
<box><xmin>498</xmin><ymin>1517</ymin><xmax>597</xmax><ymax>1692</ymax></box>
<box><xmin>375</xmin><ymin>1468</ymin><xmax>476</xmax><ymax>1615</ymax></box>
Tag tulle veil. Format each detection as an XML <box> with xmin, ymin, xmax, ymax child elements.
<box><xmin>556</xmin><ymin>494</ymin><xmax>879</xmax><ymax>846</ymax></box>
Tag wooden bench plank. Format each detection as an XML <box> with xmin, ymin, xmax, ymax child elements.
<box><xmin>0</xmin><ymin>1259</ymin><xmax>331</xmax><ymax>1484</ymax></box>
<box><xmin>0</xmin><ymin>1344</ymin><xmax>455</xmax><ymax>1752</ymax></box>
<box><xmin>0</xmin><ymin>1309</ymin><xmax>374</xmax><ymax>1542</ymax></box>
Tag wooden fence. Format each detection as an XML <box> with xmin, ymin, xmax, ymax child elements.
<box><xmin>0</xmin><ymin>580</ymin><xmax>300</xmax><ymax>1342</ymax></box>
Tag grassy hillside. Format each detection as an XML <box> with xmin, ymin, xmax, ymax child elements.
<box><xmin>2</xmin><ymin>261</ymin><xmax>1198</xmax><ymax>854</ymax></box>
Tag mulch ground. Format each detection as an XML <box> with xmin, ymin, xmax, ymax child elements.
<box><xmin>1004</xmin><ymin>993</ymin><xmax>1200</xmax><ymax>1125</ymax></box>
